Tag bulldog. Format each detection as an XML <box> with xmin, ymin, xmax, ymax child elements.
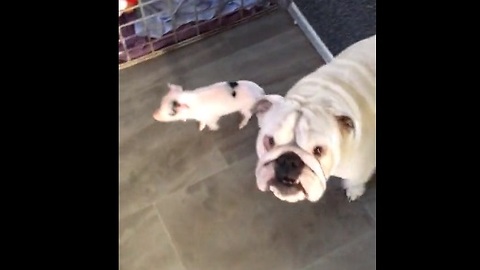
<box><xmin>153</xmin><ymin>80</ymin><xmax>265</xmax><ymax>131</ymax></box>
<box><xmin>252</xmin><ymin>35</ymin><xmax>376</xmax><ymax>203</ymax></box>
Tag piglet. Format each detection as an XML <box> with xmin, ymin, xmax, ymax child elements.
<box><xmin>152</xmin><ymin>80</ymin><xmax>265</xmax><ymax>131</ymax></box>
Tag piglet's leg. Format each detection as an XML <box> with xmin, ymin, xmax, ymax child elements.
<box><xmin>239</xmin><ymin>109</ymin><xmax>253</xmax><ymax>129</ymax></box>
<box><xmin>199</xmin><ymin>122</ymin><xmax>206</xmax><ymax>131</ymax></box>
<box><xmin>206</xmin><ymin>117</ymin><xmax>220</xmax><ymax>131</ymax></box>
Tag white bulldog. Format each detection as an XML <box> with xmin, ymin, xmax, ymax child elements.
<box><xmin>252</xmin><ymin>35</ymin><xmax>376</xmax><ymax>203</ymax></box>
<box><xmin>153</xmin><ymin>80</ymin><xmax>265</xmax><ymax>131</ymax></box>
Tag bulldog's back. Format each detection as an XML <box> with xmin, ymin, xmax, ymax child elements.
<box><xmin>287</xmin><ymin>35</ymin><xmax>375</xmax><ymax>103</ymax></box>
<box><xmin>327</xmin><ymin>35</ymin><xmax>376</xmax><ymax>181</ymax></box>
<box><xmin>286</xmin><ymin>35</ymin><xmax>376</xmax><ymax>125</ymax></box>
<box><xmin>335</xmin><ymin>35</ymin><xmax>376</xmax><ymax>75</ymax></box>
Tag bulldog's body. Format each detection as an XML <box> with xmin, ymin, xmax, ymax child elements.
<box><xmin>252</xmin><ymin>35</ymin><xmax>376</xmax><ymax>203</ymax></box>
<box><xmin>153</xmin><ymin>80</ymin><xmax>265</xmax><ymax>131</ymax></box>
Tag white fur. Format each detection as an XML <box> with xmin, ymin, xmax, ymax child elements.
<box><xmin>153</xmin><ymin>80</ymin><xmax>265</xmax><ymax>131</ymax></box>
<box><xmin>253</xmin><ymin>35</ymin><xmax>376</xmax><ymax>203</ymax></box>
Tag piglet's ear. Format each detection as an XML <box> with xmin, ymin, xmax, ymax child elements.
<box><xmin>167</xmin><ymin>83</ymin><xmax>184</xmax><ymax>93</ymax></box>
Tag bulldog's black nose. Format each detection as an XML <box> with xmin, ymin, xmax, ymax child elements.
<box><xmin>274</xmin><ymin>152</ymin><xmax>305</xmax><ymax>186</ymax></box>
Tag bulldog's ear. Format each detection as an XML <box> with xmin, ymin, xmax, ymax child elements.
<box><xmin>335</xmin><ymin>115</ymin><xmax>355</xmax><ymax>133</ymax></box>
<box><xmin>251</xmin><ymin>99</ymin><xmax>273</xmax><ymax>115</ymax></box>
<box><xmin>251</xmin><ymin>94</ymin><xmax>284</xmax><ymax>115</ymax></box>
<box><xmin>322</xmin><ymin>100</ymin><xmax>356</xmax><ymax>134</ymax></box>
<box><xmin>167</xmin><ymin>83</ymin><xmax>184</xmax><ymax>93</ymax></box>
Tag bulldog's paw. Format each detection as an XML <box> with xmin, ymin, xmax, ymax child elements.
<box><xmin>346</xmin><ymin>185</ymin><xmax>366</xmax><ymax>202</ymax></box>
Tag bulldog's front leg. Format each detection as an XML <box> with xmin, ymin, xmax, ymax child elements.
<box><xmin>343</xmin><ymin>179</ymin><xmax>366</xmax><ymax>201</ymax></box>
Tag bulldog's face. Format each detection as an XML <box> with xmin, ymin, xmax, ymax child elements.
<box><xmin>252</xmin><ymin>95</ymin><xmax>354</xmax><ymax>203</ymax></box>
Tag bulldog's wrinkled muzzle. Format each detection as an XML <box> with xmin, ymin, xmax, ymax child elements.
<box><xmin>256</xmin><ymin>145</ymin><xmax>327</xmax><ymax>202</ymax></box>
<box><xmin>274</xmin><ymin>151</ymin><xmax>304</xmax><ymax>186</ymax></box>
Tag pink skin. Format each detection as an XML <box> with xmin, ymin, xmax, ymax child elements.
<box><xmin>153</xmin><ymin>81</ymin><xmax>265</xmax><ymax>131</ymax></box>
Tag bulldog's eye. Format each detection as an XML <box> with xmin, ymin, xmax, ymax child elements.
<box><xmin>263</xmin><ymin>135</ymin><xmax>275</xmax><ymax>150</ymax></box>
<box><xmin>313</xmin><ymin>146</ymin><xmax>324</xmax><ymax>157</ymax></box>
<box><xmin>268</xmin><ymin>137</ymin><xmax>275</xmax><ymax>147</ymax></box>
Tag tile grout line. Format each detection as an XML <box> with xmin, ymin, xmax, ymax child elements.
<box><xmin>287</xmin><ymin>2</ymin><xmax>334</xmax><ymax>63</ymax></box>
<box><xmin>153</xmin><ymin>202</ymin><xmax>189</xmax><ymax>270</ymax></box>
<box><xmin>186</xmin><ymin>147</ymin><xmax>230</xmax><ymax>186</ymax></box>
<box><xmin>300</xmin><ymin>229</ymin><xmax>375</xmax><ymax>270</ymax></box>
<box><xmin>119</xmin><ymin>202</ymin><xmax>153</xmax><ymax>222</ymax></box>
